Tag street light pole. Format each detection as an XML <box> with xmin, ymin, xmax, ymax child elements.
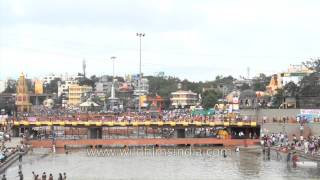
<box><xmin>110</xmin><ymin>56</ymin><xmax>116</xmax><ymax>103</ymax></box>
<box><xmin>111</xmin><ymin>56</ymin><xmax>116</xmax><ymax>85</ymax></box>
<box><xmin>136</xmin><ymin>33</ymin><xmax>145</xmax><ymax>113</ymax></box>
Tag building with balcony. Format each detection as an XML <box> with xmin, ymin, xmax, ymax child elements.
<box><xmin>57</xmin><ymin>80</ymin><xmax>78</xmax><ymax>107</ymax></box>
<box><xmin>95</xmin><ymin>81</ymin><xmax>113</xmax><ymax>98</ymax></box>
<box><xmin>68</xmin><ymin>84</ymin><xmax>92</xmax><ymax>106</ymax></box>
<box><xmin>58</xmin><ymin>80</ymin><xmax>77</xmax><ymax>98</ymax></box>
<box><xmin>16</xmin><ymin>73</ymin><xmax>32</xmax><ymax>112</ymax></box>
<box><xmin>133</xmin><ymin>78</ymin><xmax>149</xmax><ymax>96</ymax></box>
<box><xmin>267</xmin><ymin>65</ymin><xmax>313</xmax><ymax>95</ymax></box>
<box><xmin>118</xmin><ymin>82</ymin><xmax>134</xmax><ymax>109</ymax></box>
<box><xmin>170</xmin><ymin>90</ymin><xmax>197</xmax><ymax>108</ymax></box>
<box><xmin>280</xmin><ymin>65</ymin><xmax>313</xmax><ymax>86</ymax></box>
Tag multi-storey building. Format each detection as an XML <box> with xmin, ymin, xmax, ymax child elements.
<box><xmin>170</xmin><ymin>90</ymin><xmax>198</xmax><ymax>108</ymax></box>
<box><xmin>68</xmin><ymin>84</ymin><xmax>92</xmax><ymax>106</ymax></box>
<box><xmin>16</xmin><ymin>73</ymin><xmax>32</xmax><ymax>112</ymax></box>
<box><xmin>133</xmin><ymin>78</ymin><xmax>149</xmax><ymax>96</ymax></box>
<box><xmin>95</xmin><ymin>81</ymin><xmax>113</xmax><ymax>98</ymax></box>
<box><xmin>279</xmin><ymin>65</ymin><xmax>313</xmax><ymax>86</ymax></box>
<box><xmin>58</xmin><ymin>80</ymin><xmax>77</xmax><ymax>97</ymax></box>
<box><xmin>267</xmin><ymin>65</ymin><xmax>313</xmax><ymax>95</ymax></box>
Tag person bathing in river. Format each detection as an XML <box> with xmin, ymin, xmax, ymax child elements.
<box><xmin>222</xmin><ymin>150</ymin><xmax>227</xmax><ymax>158</ymax></box>
<box><xmin>292</xmin><ymin>152</ymin><xmax>299</xmax><ymax>168</ymax></box>
<box><xmin>286</xmin><ymin>152</ymin><xmax>291</xmax><ymax>163</ymax></box>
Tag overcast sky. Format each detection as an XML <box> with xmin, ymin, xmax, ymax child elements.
<box><xmin>1</xmin><ymin>0</ymin><xmax>320</xmax><ymax>81</ymax></box>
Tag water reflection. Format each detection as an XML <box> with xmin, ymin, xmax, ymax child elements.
<box><xmin>237</xmin><ymin>151</ymin><xmax>262</xmax><ymax>176</ymax></box>
<box><xmin>1</xmin><ymin>148</ymin><xmax>319</xmax><ymax>180</ymax></box>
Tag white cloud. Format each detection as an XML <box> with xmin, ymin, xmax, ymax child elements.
<box><xmin>10</xmin><ymin>0</ymin><xmax>25</xmax><ymax>16</ymax></box>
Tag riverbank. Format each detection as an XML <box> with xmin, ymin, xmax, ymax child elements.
<box><xmin>0</xmin><ymin>138</ymin><xmax>28</xmax><ymax>173</ymax></box>
<box><xmin>0</xmin><ymin>149</ymin><xmax>28</xmax><ymax>174</ymax></box>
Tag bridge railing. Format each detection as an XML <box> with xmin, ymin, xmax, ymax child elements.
<box><xmin>10</xmin><ymin>116</ymin><xmax>260</xmax><ymax>123</ymax></box>
<box><xmin>3</xmin><ymin>119</ymin><xmax>259</xmax><ymax>128</ymax></box>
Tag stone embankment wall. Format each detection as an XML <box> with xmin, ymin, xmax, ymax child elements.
<box><xmin>240</xmin><ymin>109</ymin><xmax>300</xmax><ymax>123</ymax></box>
<box><xmin>261</xmin><ymin>123</ymin><xmax>320</xmax><ymax>138</ymax></box>
<box><xmin>28</xmin><ymin>138</ymin><xmax>261</xmax><ymax>148</ymax></box>
<box><xmin>241</xmin><ymin>108</ymin><xmax>320</xmax><ymax>137</ymax></box>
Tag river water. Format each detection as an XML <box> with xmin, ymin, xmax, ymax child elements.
<box><xmin>2</xmin><ymin>148</ymin><xmax>320</xmax><ymax>180</ymax></box>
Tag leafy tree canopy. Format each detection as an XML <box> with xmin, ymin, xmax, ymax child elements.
<box><xmin>303</xmin><ymin>58</ymin><xmax>320</xmax><ymax>72</ymax></box>
<box><xmin>201</xmin><ymin>90</ymin><xmax>222</xmax><ymax>109</ymax></box>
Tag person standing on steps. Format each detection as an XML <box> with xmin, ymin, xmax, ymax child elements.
<box><xmin>18</xmin><ymin>153</ymin><xmax>22</xmax><ymax>162</ymax></box>
<box><xmin>18</xmin><ymin>171</ymin><xmax>23</xmax><ymax>180</ymax></box>
<box><xmin>48</xmin><ymin>174</ymin><xmax>53</xmax><ymax>180</ymax></box>
<box><xmin>58</xmin><ymin>173</ymin><xmax>63</xmax><ymax>180</ymax></box>
<box><xmin>32</xmin><ymin>171</ymin><xmax>36</xmax><ymax>180</ymax></box>
<box><xmin>42</xmin><ymin>172</ymin><xmax>47</xmax><ymax>180</ymax></box>
<box><xmin>1</xmin><ymin>174</ymin><xmax>6</xmax><ymax>180</ymax></box>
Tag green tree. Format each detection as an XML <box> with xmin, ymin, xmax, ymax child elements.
<box><xmin>26</xmin><ymin>79</ymin><xmax>35</xmax><ymax>93</ymax></box>
<box><xmin>89</xmin><ymin>75</ymin><xmax>100</xmax><ymax>91</ymax></box>
<box><xmin>271</xmin><ymin>88</ymin><xmax>284</xmax><ymax>108</ymax></box>
<box><xmin>78</xmin><ymin>75</ymin><xmax>100</xmax><ymax>90</ymax></box>
<box><xmin>4</xmin><ymin>80</ymin><xmax>16</xmax><ymax>93</ymax></box>
<box><xmin>44</xmin><ymin>78</ymin><xmax>61</xmax><ymax>94</ymax></box>
<box><xmin>146</xmin><ymin>76</ymin><xmax>180</xmax><ymax>98</ymax></box>
<box><xmin>215</xmin><ymin>75</ymin><xmax>223</xmax><ymax>80</ymax></box>
<box><xmin>303</xmin><ymin>58</ymin><xmax>320</xmax><ymax>72</ymax></box>
<box><xmin>215</xmin><ymin>75</ymin><xmax>234</xmax><ymax>84</ymax></box>
<box><xmin>240</xmin><ymin>83</ymin><xmax>250</xmax><ymax>91</ymax></box>
<box><xmin>181</xmin><ymin>79</ymin><xmax>203</xmax><ymax>95</ymax></box>
<box><xmin>283</xmin><ymin>81</ymin><xmax>299</xmax><ymax>97</ymax></box>
<box><xmin>253</xmin><ymin>82</ymin><xmax>265</xmax><ymax>91</ymax></box>
<box><xmin>201</xmin><ymin>90</ymin><xmax>222</xmax><ymax>109</ymax></box>
<box><xmin>252</xmin><ymin>73</ymin><xmax>271</xmax><ymax>91</ymax></box>
<box><xmin>299</xmin><ymin>72</ymin><xmax>320</xmax><ymax>97</ymax></box>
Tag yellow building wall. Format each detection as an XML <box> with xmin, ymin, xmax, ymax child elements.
<box><xmin>34</xmin><ymin>80</ymin><xmax>43</xmax><ymax>95</ymax></box>
<box><xmin>68</xmin><ymin>85</ymin><xmax>92</xmax><ymax>106</ymax></box>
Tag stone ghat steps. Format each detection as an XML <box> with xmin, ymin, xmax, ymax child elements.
<box><xmin>271</xmin><ymin>147</ymin><xmax>320</xmax><ymax>162</ymax></box>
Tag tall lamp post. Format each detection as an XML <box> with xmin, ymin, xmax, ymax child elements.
<box><xmin>109</xmin><ymin>56</ymin><xmax>117</xmax><ymax>111</ymax></box>
<box><xmin>136</xmin><ymin>33</ymin><xmax>145</xmax><ymax>113</ymax></box>
<box><xmin>111</xmin><ymin>56</ymin><xmax>116</xmax><ymax>92</ymax></box>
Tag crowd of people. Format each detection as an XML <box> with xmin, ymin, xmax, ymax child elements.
<box><xmin>0</xmin><ymin>145</ymin><xmax>26</xmax><ymax>165</ymax></box>
<box><xmin>261</xmin><ymin>133</ymin><xmax>320</xmax><ymax>156</ymax></box>
<box><xmin>291</xmin><ymin>134</ymin><xmax>320</xmax><ymax>155</ymax></box>
<box><xmin>261</xmin><ymin>133</ymin><xmax>290</xmax><ymax>147</ymax></box>
<box><xmin>31</xmin><ymin>171</ymin><xmax>66</xmax><ymax>180</ymax></box>
<box><xmin>11</xmin><ymin>109</ymin><xmax>254</xmax><ymax>124</ymax></box>
<box><xmin>1</xmin><ymin>171</ymin><xmax>67</xmax><ymax>180</ymax></box>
